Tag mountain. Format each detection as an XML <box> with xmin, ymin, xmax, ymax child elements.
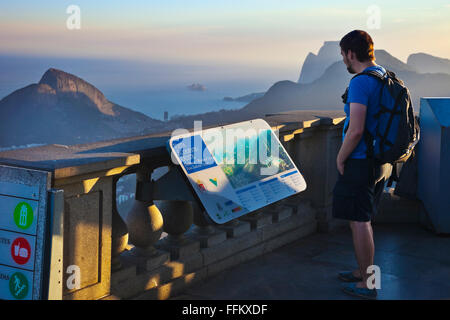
<box><xmin>407</xmin><ymin>53</ymin><xmax>450</xmax><ymax>74</ymax></box>
<box><xmin>298</xmin><ymin>42</ymin><xmax>416</xmax><ymax>85</ymax></box>
<box><xmin>223</xmin><ymin>92</ymin><xmax>265</xmax><ymax>103</ymax></box>
<box><xmin>0</xmin><ymin>68</ymin><xmax>164</xmax><ymax>148</ymax></box>
<box><xmin>298</xmin><ymin>41</ymin><xmax>341</xmax><ymax>84</ymax></box>
<box><xmin>243</xmin><ymin>49</ymin><xmax>450</xmax><ymax>115</ymax></box>
<box><xmin>375</xmin><ymin>50</ymin><xmax>416</xmax><ymax>73</ymax></box>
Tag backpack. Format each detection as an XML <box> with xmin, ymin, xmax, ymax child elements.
<box><xmin>343</xmin><ymin>69</ymin><xmax>420</xmax><ymax>165</ymax></box>
<box><xmin>394</xmin><ymin>148</ymin><xmax>419</xmax><ymax>199</ymax></box>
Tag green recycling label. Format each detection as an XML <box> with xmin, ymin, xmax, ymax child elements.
<box><xmin>13</xmin><ymin>202</ymin><xmax>34</xmax><ymax>230</ymax></box>
<box><xmin>9</xmin><ymin>272</ymin><xmax>29</xmax><ymax>299</ymax></box>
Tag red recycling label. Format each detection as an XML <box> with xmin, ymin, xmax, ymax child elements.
<box><xmin>10</xmin><ymin>237</ymin><xmax>31</xmax><ymax>265</ymax></box>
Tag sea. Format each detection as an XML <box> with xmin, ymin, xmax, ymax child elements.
<box><xmin>102</xmin><ymin>85</ymin><xmax>248</xmax><ymax>120</ymax></box>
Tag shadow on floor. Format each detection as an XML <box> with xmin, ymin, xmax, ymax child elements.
<box><xmin>174</xmin><ymin>223</ymin><xmax>450</xmax><ymax>300</ymax></box>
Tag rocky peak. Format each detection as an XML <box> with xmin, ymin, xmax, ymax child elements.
<box><xmin>298</xmin><ymin>41</ymin><xmax>341</xmax><ymax>84</ymax></box>
<box><xmin>39</xmin><ymin>68</ymin><xmax>114</xmax><ymax>115</ymax></box>
<box><xmin>317</xmin><ymin>41</ymin><xmax>341</xmax><ymax>59</ymax></box>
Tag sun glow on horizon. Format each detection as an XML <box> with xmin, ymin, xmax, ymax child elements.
<box><xmin>0</xmin><ymin>0</ymin><xmax>449</xmax><ymax>77</ymax></box>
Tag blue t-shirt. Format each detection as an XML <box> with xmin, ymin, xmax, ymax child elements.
<box><xmin>343</xmin><ymin>65</ymin><xmax>386</xmax><ymax>159</ymax></box>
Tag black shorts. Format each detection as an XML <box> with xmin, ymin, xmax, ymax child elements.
<box><xmin>332</xmin><ymin>158</ymin><xmax>379</xmax><ymax>222</ymax></box>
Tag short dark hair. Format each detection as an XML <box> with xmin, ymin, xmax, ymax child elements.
<box><xmin>340</xmin><ymin>30</ymin><xmax>375</xmax><ymax>62</ymax></box>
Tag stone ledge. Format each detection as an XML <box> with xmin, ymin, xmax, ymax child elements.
<box><xmin>218</xmin><ymin>220</ymin><xmax>251</xmax><ymax>238</ymax></box>
<box><xmin>239</xmin><ymin>211</ymin><xmax>273</xmax><ymax>230</ymax></box>
<box><xmin>267</xmin><ymin>206</ymin><xmax>293</xmax><ymax>223</ymax></box>
<box><xmin>132</xmin><ymin>269</ymin><xmax>208</xmax><ymax>300</ymax></box>
<box><xmin>186</xmin><ymin>228</ymin><xmax>227</xmax><ymax>248</ymax></box>
<box><xmin>202</xmin><ymin>225</ymin><xmax>263</xmax><ymax>266</ymax></box>
<box><xmin>262</xmin><ymin>210</ymin><xmax>313</xmax><ymax>242</ymax></box>
<box><xmin>109</xmin><ymin>202</ymin><xmax>318</xmax><ymax>300</ymax></box>
<box><xmin>111</xmin><ymin>251</ymin><xmax>204</xmax><ymax>299</ymax></box>
<box><xmin>156</xmin><ymin>237</ymin><xmax>201</xmax><ymax>260</ymax></box>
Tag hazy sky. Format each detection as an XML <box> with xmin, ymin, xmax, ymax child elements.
<box><xmin>1</xmin><ymin>0</ymin><xmax>450</xmax><ymax>83</ymax></box>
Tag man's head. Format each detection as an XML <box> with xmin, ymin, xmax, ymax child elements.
<box><xmin>340</xmin><ymin>30</ymin><xmax>375</xmax><ymax>74</ymax></box>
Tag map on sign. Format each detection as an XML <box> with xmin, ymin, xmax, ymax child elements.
<box><xmin>168</xmin><ymin>119</ymin><xmax>307</xmax><ymax>224</ymax></box>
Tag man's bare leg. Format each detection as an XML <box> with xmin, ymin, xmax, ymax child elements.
<box><xmin>350</xmin><ymin>221</ymin><xmax>375</xmax><ymax>288</ymax></box>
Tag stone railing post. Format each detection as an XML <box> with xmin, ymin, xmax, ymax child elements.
<box><xmin>156</xmin><ymin>199</ymin><xmax>200</xmax><ymax>260</ymax></box>
<box><xmin>125</xmin><ymin>165</ymin><xmax>164</xmax><ymax>256</ymax></box>
<box><xmin>158</xmin><ymin>200</ymin><xmax>193</xmax><ymax>244</ymax></box>
<box><xmin>191</xmin><ymin>201</ymin><xmax>214</xmax><ymax>235</ymax></box>
<box><xmin>149</xmin><ymin>164</ymin><xmax>199</xmax><ymax>259</ymax></box>
<box><xmin>188</xmin><ymin>201</ymin><xmax>227</xmax><ymax>248</ymax></box>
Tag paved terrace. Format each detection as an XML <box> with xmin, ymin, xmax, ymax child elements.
<box><xmin>174</xmin><ymin>223</ymin><xmax>450</xmax><ymax>300</ymax></box>
<box><xmin>0</xmin><ymin>109</ymin><xmax>448</xmax><ymax>300</ymax></box>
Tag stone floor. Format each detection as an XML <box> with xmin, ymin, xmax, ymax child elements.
<box><xmin>173</xmin><ymin>223</ymin><xmax>450</xmax><ymax>300</ymax></box>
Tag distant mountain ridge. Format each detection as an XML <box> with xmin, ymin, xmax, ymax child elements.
<box><xmin>407</xmin><ymin>53</ymin><xmax>450</xmax><ymax>74</ymax></box>
<box><xmin>223</xmin><ymin>92</ymin><xmax>265</xmax><ymax>103</ymax></box>
<box><xmin>242</xmin><ymin>45</ymin><xmax>450</xmax><ymax>115</ymax></box>
<box><xmin>298</xmin><ymin>41</ymin><xmax>341</xmax><ymax>84</ymax></box>
<box><xmin>0</xmin><ymin>68</ymin><xmax>164</xmax><ymax>147</ymax></box>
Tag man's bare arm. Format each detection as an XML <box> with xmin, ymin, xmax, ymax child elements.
<box><xmin>336</xmin><ymin>102</ymin><xmax>367</xmax><ymax>174</ymax></box>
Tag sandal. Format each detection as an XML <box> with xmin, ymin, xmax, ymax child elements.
<box><xmin>342</xmin><ymin>283</ymin><xmax>378</xmax><ymax>300</ymax></box>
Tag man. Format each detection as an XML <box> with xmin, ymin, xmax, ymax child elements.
<box><xmin>333</xmin><ymin>30</ymin><xmax>392</xmax><ymax>299</ymax></box>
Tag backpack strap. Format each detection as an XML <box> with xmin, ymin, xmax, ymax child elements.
<box><xmin>342</xmin><ymin>69</ymin><xmax>387</xmax><ymax>105</ymax></box>
<box><xmin>351</xmin><ymin>69</ymin><xmax>387</xmax><ymax>82</ymax></box>
<box><xmin>363</xmin><ymin>130</ymin><xmax>375</xmax><ymax>159</ymax></box>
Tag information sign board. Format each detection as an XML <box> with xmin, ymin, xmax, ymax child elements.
<box><xmin>168</xmin><ymin>119</ymin><xmax>307</xmax><ymax>224</ymax></box>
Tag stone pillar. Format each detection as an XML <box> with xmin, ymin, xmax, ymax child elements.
<box><xmin>156</xmin><ymin>200</ymin><xmax>200</xmax><ymax>260</ymax></box>
<box><xmin>188</xmin><ymin>201</ymin><xmax>226</xmax><ymax>248</ymax></box>
<box><xmin>192</xmin><ymin>201</ymin><xmax>213</xmax><ymax>234</ymax></box>
<box><xmin>111</xmin><ymin>175</ymin><xmax>129</xmax><ymax>271</ymax></box>
<box><xmin>125</xmin><ymin>165</ymin><xmax>164</xmax><ymax>256</ymax></box>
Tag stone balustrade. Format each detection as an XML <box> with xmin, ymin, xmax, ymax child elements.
<box><xmin>0</xmin><ymin>109</ymin><xmax>347</xmax><ymax>300</ymax></box>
